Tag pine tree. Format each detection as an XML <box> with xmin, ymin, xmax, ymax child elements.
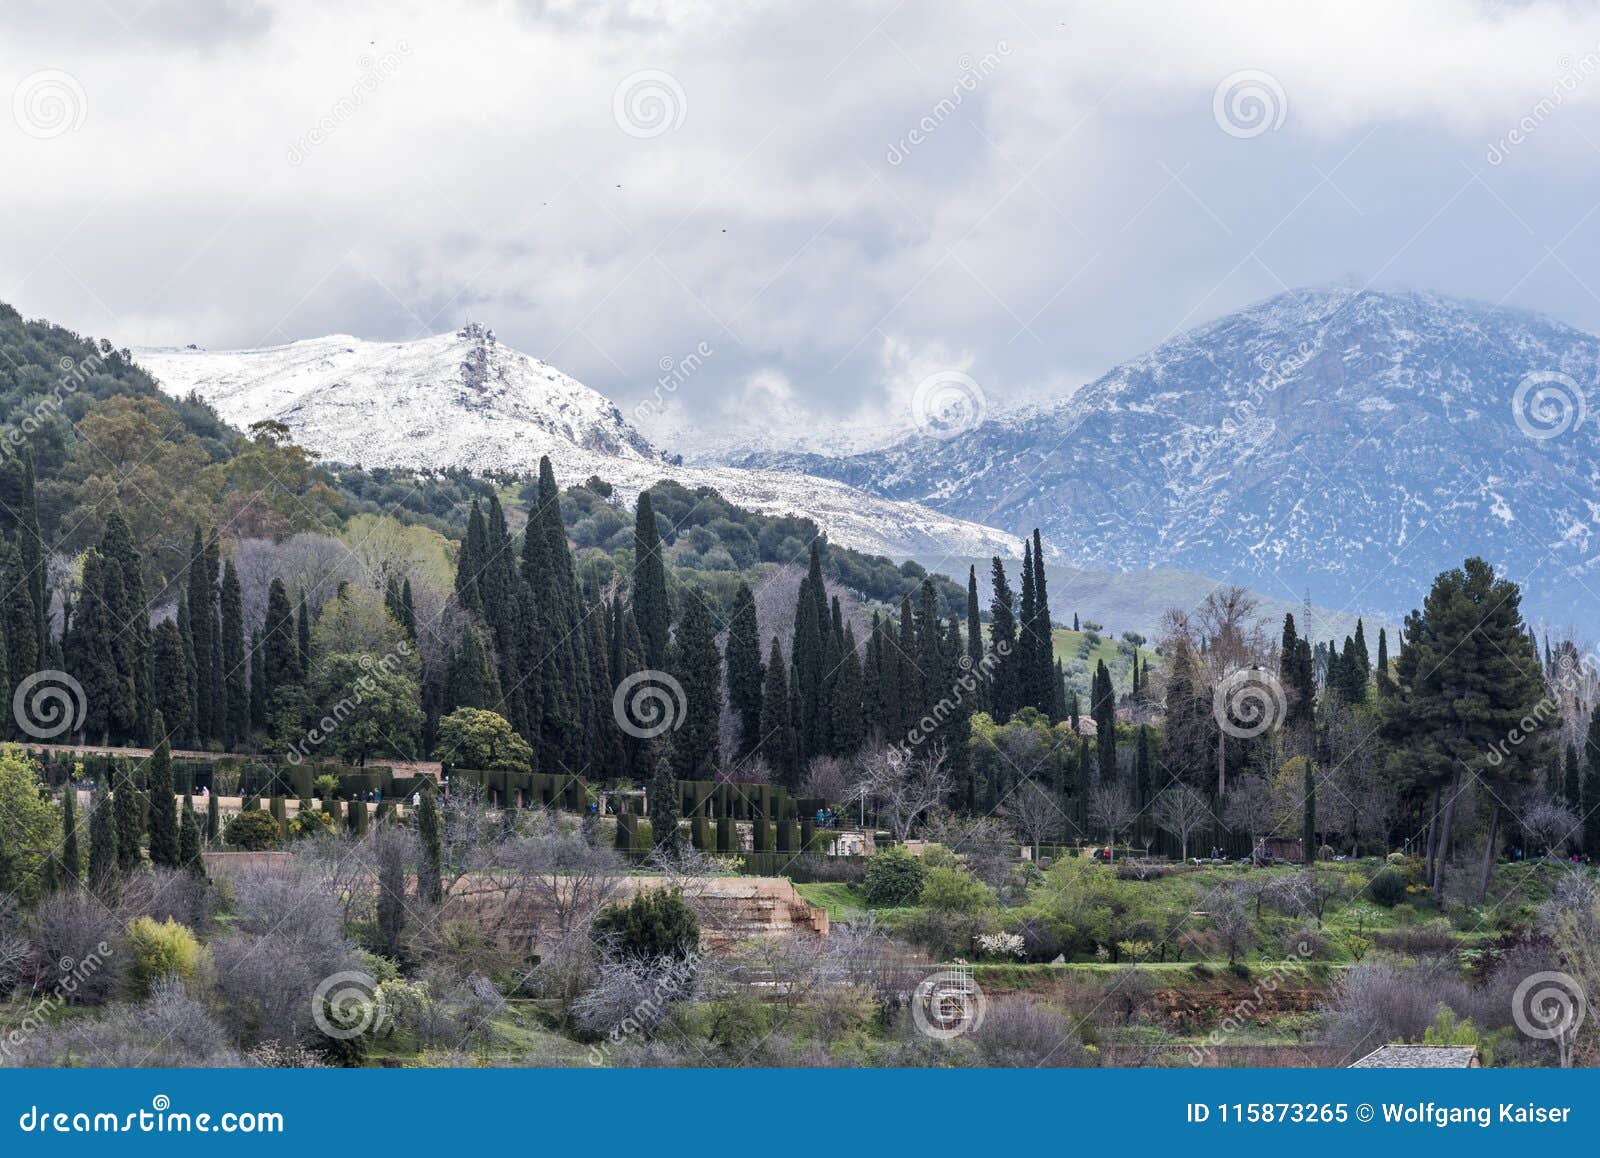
<box><xmin>725</xmin><ymin>582</ymin><xmax>764</xmax><ymax>758</ymax></box>
<box><xmin>61</xmin><ymin>786</ymin><xmax>81</xmax><ymax>884</ymax></box>
<box><xmin>632</xmin><ymin>491</ymin><xmax>671</xmax><ymax>670</ymax></box>
<box><xmin>146</xmin><ymin>723</ymin><xmax>178</xmax><ymax>868</ymax></box>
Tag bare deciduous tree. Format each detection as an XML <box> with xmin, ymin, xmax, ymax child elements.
<box><xmin>1088</xmin><ymin>782</ymin><xmax>1135</xmax><ymax>860</ymax></box>
<box><xmin>1152</xmin><ymin>784</ymin><xmax>1212</xmax><ymax>863</ymax></box>
<box><xmin>860</xmin><ymin>743</ymin><xmax>951</xmax><ymax>841</ymax></box>
<box><xmin>1004</xmin><ymin>781</ymin><xmax>1063</xmax><ymax>864</ymax></box>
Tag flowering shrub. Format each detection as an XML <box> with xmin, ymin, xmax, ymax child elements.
<box><xmin>975</xmin><ymin>931</ymin><xmax>1026</xmax><ymax>959</ymax></box>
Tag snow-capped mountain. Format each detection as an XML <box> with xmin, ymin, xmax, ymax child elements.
<box><xmin>135</xmin><ymin>324</ymin><xmax>1024</xmax><ymax>562</ymax></box>
<box><xmin>742</xmin><ymin>289</ymin><xmax>1600</xmax><ymax>628</ymax></box>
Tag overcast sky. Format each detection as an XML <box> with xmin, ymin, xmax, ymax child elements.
<box><xmin>7</xmin><ymin>0</ymin><xmax>1600</xmax><ymax>434</ymax></box>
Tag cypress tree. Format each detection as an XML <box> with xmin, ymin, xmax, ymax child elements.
<box><xmin>1030</xmin><ymin>529</ymin><xmax>1053</xmax><ymax>717</ymax></box>
<box><xmin>648</xmin><ymin>750</ymin><xmax>682</xmax><ymax>854</ymax></box>
<box><xmin>988</xmin><ymin>557</ymin><xmax>1018</xmax><ymax>722</ymax></box>
<box><xmin>417</xmin><ymin>786</ymin><xmax>442</xmax><ymax>904</ymax></box>
<box><xmin>88</xmin><ymin>791</ymin><xmax>118</xmax><ymax>887</ymax></box>
<box><xmin>1134</xmin><ymin>724</ymin><xmax>1152</xmax><ymax>808</ymax></box>
<box><xmin>248</xmin><ymin>629</ymin><xmax>267</xmax><ymax>730</ymax></box>
<box><xmin>262</xmin><ymin>580</ymin><xmax>300</xmax><ymax>694</ymax></box>
<box><xmin>295</xmin><ymin>590</ymin><xmax>312</xmax><ymax>676</ymax></box>
<box><xmin>185</xmin><ymin>527</ymin><xmax>214</xmax><ymax>743</ymax></box>
<box><xmin>1375</xmin><ymin>627</ymin><xmax>1392</xmax><ymax>697</ymax></box>
<box><xmin>759</xmin><ymin>638</ymin><xmax>797</xmax><ymax>785</ymax></box>
<box><xmin>61</xmin><ymin>786</ymin><xmax>81</xmax><ymax>884</ymax></box>
<box><xmin>2</xmin><ymin>539</ymin><xmax>37</xmax><ymax>721</ymax></box>
<box><xmin>179</xmin><ymin>798</ymin><xmax>203</xmax><ymax>876</ymax></box>
<box><xmin>1303</xmin><ymin>758</ymin><xmax>1317</xmax><ymax>861</ymax></box>
<box><xmin>67</xmin><ymin>551</ymin><xmax>112</xmax><ymax>742</ymax></box>
<box><xmin>206</xmin><ymin>789</ymin><xmax>220</xmax><ymax>843</ymax></box>
<box><xmin>632</xmin><ymin>491</ymin><xmax>671</xmax><ymax>670</ymax></box>
<box><xmin>669</xmin><ymin>592</ymin><xmax>722</xmax><ymax>780</ymax></box>
<box><xmin>1019</xmin><ymin>539</ymin><xmax>1037</xmax><ymax>709</ymax></box>
<box><xmin>220</xmin><ymin>560</ymin><xmax>249</xmax><ymax>746</ymax></box>
<box><xmin>114</xmin><ymin>770</ymin><xmax>142</xmax><ymax>873</ymax></box>
<box><xmin>146</xmin><ymin>722</ymin><xmax>178</xmax><ymax>868</ymax></box>
<box><xmin>445</xmin><ymin>625</ymin><xmax>500</xmax><ymax>713</ymax></box>
<box><xmin>966</xmin><ymin>565</ymin><xmax>984</xmax><ymax>679</ymax></box>
<box><xmin>726</xmin><ymin>582</ymin><xmax>764</xmax><ymax>758</ymax></box>
<box><xmin>153</xmin><ymin>619</ymin><xmax>192</xmax><ymax>751</ymax></box>
<box><xmin>1564</xmin><ymin>742</ymin><xmax>1582</xmax><ymax>813</ymax></box>
<box><xmin>454</xmin><ymin>500</ymin><xmax>486</xmax><ymax>613</ymax></box>
<box><xmin>17</xmin><ymin>454</ymin><xmax>47</xmax><ymax>662</ymax></box>
<box><xmin>1092</xmin><ymin>659</ymin><xmax>1117</xmax><ymax>783</ymax></box>
<box><xmin>831</xmin><ymin>622</ymin><xmax>865</xmax><ymax>755</ymax></box>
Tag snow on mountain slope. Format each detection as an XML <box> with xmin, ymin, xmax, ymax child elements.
<box><xmin>135</xmin><ymin>324</ymin><xmax>1023</xmax><ymax>562</ymax></box>
<box><xmin>743</xmin><ymin>289</ymin><xmax>1600</xmax><ymax>627</ymax></box>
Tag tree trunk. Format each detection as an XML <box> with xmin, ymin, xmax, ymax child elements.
<box><xmin>1432</xmin><ymin>773</ymin><xmax>1459</xmax><ymax>900</ymax></box>
<box><xmin>1478</xmin><ymin>806</ymin><xmax>1498</xmax><ymax>902</ymax></box>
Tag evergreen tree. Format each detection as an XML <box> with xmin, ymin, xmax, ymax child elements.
<box><xmin>88</xmin><ymin>791</ymin><xmax>118</xmax><ymax>886</ymax></box>
<box><xmin>831</xmin><ymin>623</ymin><xmax>865</xmax><ymax>755</ymax></box>
<box><xmin>417</xmin><ymin>786</ymin><xmax>443</xmax><ymax>904</ymax></box>
<box><xmin>60</xmin><ymin>786</ymin><xmax>81</xmax><ymax>884</ymax></box>
<box><xmin>206</xmin><ymin>789</ymin><xmax>220</xmax><ymax>843</ymax></box>
<box><xmin>262</xmin><ymin>579</ymin><xmax>300</xmax><ymax>694</ymax></box>
<box><xmin>1134</xmin><ymin>724</ymin><xmax>1152</xmax><ymax>808</ymax></box>
<box><xmin>725</xmin><ymin>582</ymin><xmax>764</xmax><ymax>758</ymax></box>
<box><xmin>220</xmin><ymin>560</ymin><xmax>249</xmax><ymax>746</ymax></box>
<box><xmin>248</xmin><ymin>629</ymin><xmax>267</xmax><ymax>731</ymax></box>
<box><xmin>966</xmin><ymin>566</ymin><xmax>984</xmax><ymax>708</ymax></box>
<box><xmin>1019</xmin><ymin>539</ymin><xmax>1038</xmax><ymax>710</ymax></box>
<box><xmin>454</xmin><ymin>500</ymin><xmax>487</xmax><ymax>613</ymax></box>
<box><xmin>179</xmin><ymin>797</ymin><xmax>203</xmax><ymax>876</ymax></box>
<box><xmin>295</xmin><ymin>590</ymin><xmax>312</xmax><ymax>676</ymax></box>
<box><xmin>758</xmin><ymin>638</ymin><xmax>797</xmax><ymax>785</ymax></box>
<box><xmin>445</xmin><ymin>625</ymin><xmax>500</xmax><ymax>713</ymax></box>
<box><xmin>2</xmin><ymin>539</ymin><xmax>36</xmax><ymax>724</ymax></box>
<box><xmin>185</xmin><ymin>527</ymin><xmax>214</xmax><ymax>743</ymax></box>
<box><xmin>1092</xmin><ymin>659</ymin><xmax>1117</xmax><ymax>783</ymax></box>
<box><xmin>146</xmin><ymin>724</ymin><xmax>178</xmax><ymax>868</ymax></box>
<box><xmin>1564</xmin><ymin>742</ymin><xmax>1582</xmax><ymax>813</ymax></box>
<box><xmin>1030</xmin><ymin>529</ymin><xmax>1053</xmax><ymax>717</ymax></box>
<box><xmin>1303</xmin><ymin>758</ymin><xmax>1317</xmax><ymax>860</ymax></box>
<box><xmin>114</xmin><ymin>771</ymin><xmax>142</xmax><ymax>873</ymax></box>
<box><xmin>648</xmin><ymin>750</ymin><xmax>682</xmax><ymax>855</ymax></box>
<box><xmin>632</xmin><ymin>491</ymin><xmax>671</xmax><ymax>670</ymax></box>
<box><xmin>152</xmin><ymin>619</ymin><xmax>193</xmax><ymax>750</ymax></box>
<box><xmin>669</xmin><ymin>593</ymin><xmax>722</xmax><ymax>780</ymax></box>
<box><xmin>1375</xmin><ymin>627</ymin><xmax>1393</xmax><ymax>698</ymax></box>
<box><xmin>987</xmin><ymin>557</ymin><xmax>1018</xmax><ymax>721</ymax></box>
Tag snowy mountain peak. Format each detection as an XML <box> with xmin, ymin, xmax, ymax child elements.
<box><xmin>132</xmin><ymin>328</ymin><xmax>1025</xmax><ymax>563</ymax></box>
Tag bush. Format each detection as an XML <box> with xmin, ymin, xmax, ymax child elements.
<box><xmin>225</xmin><ymin>808</ymin><xmax>282</xmax><ymax>850</ymax></box>
<box><xmin>863</xmin><ymin>847</ymin><xmax>926</xmax><ymax>907</ymax></box>
<box><xmin>592</xmin><ymin>887</ymin><xmax>699</xmax><ymax>962</ymax></box>
<box><xmin>125</xmin><ymin>916</ymin><xmax>205</xmax><ymax>997</ymax></box>
<box><xmin>919</xmin><ymin>867</ymin><xmax>994</xmax><ymax>914</ymax></box>
<box><xmin>1367</xmin><ymin>868</ymin><xmax>1409</xmax><ymax>907</ymax></box>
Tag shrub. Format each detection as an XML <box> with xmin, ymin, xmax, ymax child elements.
<box><xmin>225</xmin><ymin>808</ymin><xmax>282</xmax><ymax>850</ymax></box>
<box><xmin>1372</xmin><ymin>919</ymin><xmax>1459</xmax><ymax>957</ymax></box>
<box><xmin>125</xmin><ymin>916</ymin><xmax>205</xmax><ymax>997</ymax></box>
<box><xmin>1367</xmin><ymin>868</ymin><xmax>1408</xmax><ymax>907</ymax></box>
<box><xmin>919</xmin><ymin>866</ymin><xmax>994</xmax><ymax>914</ymax></box>
<box><xmin>863</xmin><ymin>847</ymin><xmax>926</xmax><ymax>907</ymax></box>
<box><xmin>591</xmin><ymin>887</ymin><xmax>699</xmax><ymax>962</ymax></box>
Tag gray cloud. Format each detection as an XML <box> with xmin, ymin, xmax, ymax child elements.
<box><xmin>4</xmin><ymin>0</ymin><xmax>1600</xmax><ymax>437</ymax></box>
